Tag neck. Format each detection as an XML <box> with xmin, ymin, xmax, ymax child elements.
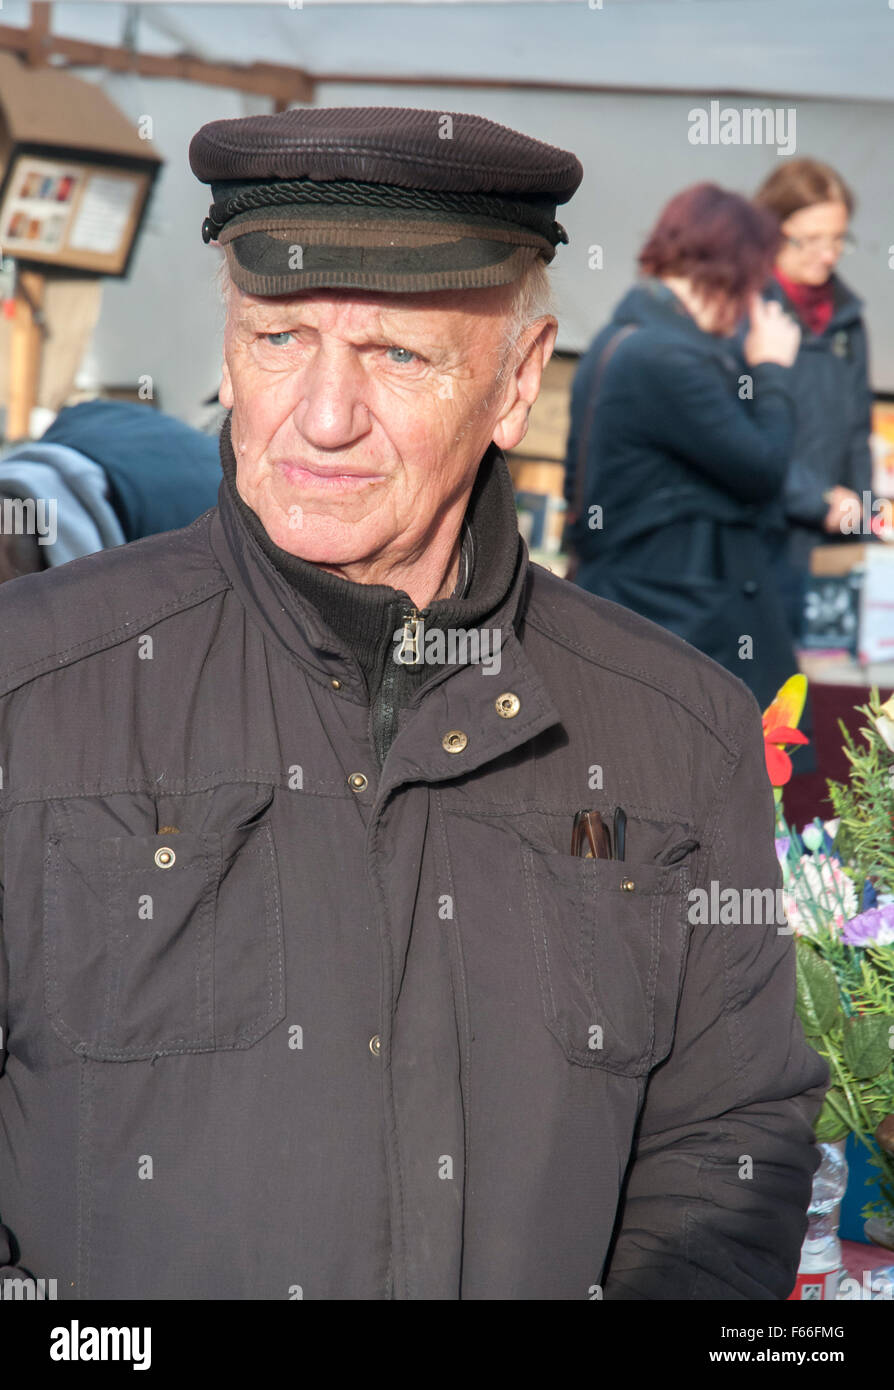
<box><xmin>659</xmin><ymin>275</ymin><xmax>716</xmax><ymax>332</ymax></box>
<box><xmin>309</xmin><ymin>522</ymin><xmax>464</xmax><ymax>608</ymax></box>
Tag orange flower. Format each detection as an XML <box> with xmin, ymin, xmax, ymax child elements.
<box><xmin>762</xmin><ymin>674</ymin><xmax>809</xmax><ymax>790</ymax></box>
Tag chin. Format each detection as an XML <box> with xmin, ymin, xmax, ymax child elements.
<box><xmin>264</xmin><ymin>516</ymin><xmax>372</xmax><ymax>569</ymax></box>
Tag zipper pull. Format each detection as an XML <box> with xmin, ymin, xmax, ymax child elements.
<box><xmin>394</xmin><ymin>608</ymin><xmax>425</xmax><ymax>666</ymax></box>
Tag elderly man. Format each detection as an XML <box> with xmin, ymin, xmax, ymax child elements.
<box><xmin>0</xmin><ymin>107</ymin><xmax>827</xmax><ymax>1301</ymax></box>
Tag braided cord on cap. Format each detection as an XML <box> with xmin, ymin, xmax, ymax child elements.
<box><xmin>202</xmin><ymin>177</ymin><xmax>568</xmax><ymax>248</ymax></box>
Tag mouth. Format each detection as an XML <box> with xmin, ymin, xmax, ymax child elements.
<box><xmin>276</xmin><ymin>459</ymin><xmax>387</xmax><ymax>491</ymax></box>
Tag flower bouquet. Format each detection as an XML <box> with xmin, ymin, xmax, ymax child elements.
<box><xmin>764</xmin><ymin>678</ymin><xmax>894</xmax><ymax>1241</ymax></box>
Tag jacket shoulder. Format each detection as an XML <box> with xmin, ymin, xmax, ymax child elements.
<box><xmin>523</xmin><ymin>563</ymin><xmax>763</xmax><ymax>755</ymax></box>
<box><xmin>0</xmin><ymin>510</ymin><xmax>228</xmax><ymax>698</ymax></box>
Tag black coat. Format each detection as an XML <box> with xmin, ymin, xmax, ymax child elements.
<box><xmin>0</xmin><ymin>429</ymin><xmax>827</xmax><ymax>1299</ymax></box>
<box><xmin>564</xmin><ymin>278</ymin><xmax>800</xmax><ymax>713</ymax></box>
<box><xmin>760</xmin><ymin>272</ymin><xmax>874</xmax><ymax>578</ymax></box>
<box><xmin>753</xmin><ymin>274</ymin><xmax>876</xmax><ymax>643</ymax></box>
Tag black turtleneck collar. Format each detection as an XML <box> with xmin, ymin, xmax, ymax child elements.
<box><xmin>217</xmin><ymin>410</ymin><xmax>522</xmax><ymax>702</ymax></box>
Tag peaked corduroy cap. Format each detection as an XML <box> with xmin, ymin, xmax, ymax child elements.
<box><xmin>189</xmin><ymin>106</ymin><xmax>583</xmax><ymax>294</ymax></box>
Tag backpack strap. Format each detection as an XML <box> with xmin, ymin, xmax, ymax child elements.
<box><xmin>569</xmin><ymin>322</ymin><xmax>638</xmax><ymax>525</ymax></box>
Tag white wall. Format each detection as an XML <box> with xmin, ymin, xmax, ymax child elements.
<box><xmin>26</xmin><ymin>0</ymin><xmax>889</xmax><ymax>423</ymax></box>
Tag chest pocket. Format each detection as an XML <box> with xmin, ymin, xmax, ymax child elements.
<box><xmin>521</xmin><ymin>843</ymin><xmax>691</xmax><ymax>1076</ymax></box>
<box><xmin>42</xmin><ymin>782</ymin><xmax>285</xmax><ymax>1061</ymax></box>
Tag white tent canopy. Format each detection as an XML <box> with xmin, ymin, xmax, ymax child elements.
<box><xmin>9</xmin><ymin>0</ymin><xmax>894</xmax><ymax>103</ymax></box>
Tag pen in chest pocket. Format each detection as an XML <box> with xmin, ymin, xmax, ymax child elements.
<box><xmin>571</xmin><ymin>806</ymin><xmax>627</xmax><ymax>860</ymax></box>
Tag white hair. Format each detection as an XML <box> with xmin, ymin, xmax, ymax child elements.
<box><xmin>214</xmin><ymin>254</ymin><xmax>233</xmax><ymax>310</ymax></box>
<box><xmin>495</xmin><ymin>257</ymin><xmax>555</xmax><ymax>379</ymax></box>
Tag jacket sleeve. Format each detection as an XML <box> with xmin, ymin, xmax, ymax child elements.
<box><xmin>0</xmin><ymin>858</ymin><xmax>43</xmax><ymax>1290</ymax></box>
<box><xmin>641</xmin><ymin>348</ymin><xmax>796</xmax><ymax>505</ymax></box>
<box><xmin>782</xmin><ymin>322</ymin><xmax>875</xmax><ymax>529</ymax></box>
<box><xmin>601</xmin><ymin>695</ymin><xmax>830</xmax><ymax>1300</ymax></box>
<box><xmin>844</xmin><ymin>319</ymin><xmax>874</xmax><ymax>502</ymax></box>
<box><xmin>563</xmin><ymin>344</ymin><xmax>600</xmax><ymax>521</ymax></box>
<box><xmin>781</xmin><ymin>454</ymin><xmax>834</xmax><ymax>529</ymax></box>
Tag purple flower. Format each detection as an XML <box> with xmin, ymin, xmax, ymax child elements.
<box><xmin>775</xmin><ymin>836</ymin><xmax>791</xmax><ymax>864</ymax></box>
<box><xmin>841</xmin><ymin>903</ymin><xmax>894</xmax><ymax>947</ymax></box>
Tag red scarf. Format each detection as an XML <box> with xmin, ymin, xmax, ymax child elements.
<box><xmin>773</xmin><ymin>267</ymin><xmax>835</xmax><ymax>336</ymax></box>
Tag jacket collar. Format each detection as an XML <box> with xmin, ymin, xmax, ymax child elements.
<box><xmin>207</xmin><ymin>415</ymin><xmax>563</xmax><ymax>783</ymax></box>
<box><xmin>612</xmin><ymin>278</ymin><xmax>741</xmax><ymax>368</ymax></box>
<box><xmin>762</xmin><ymin>270</ymin><xmax>864</xmax><ymax>331</ymax></box>
<box><xmin>213</xmin><ymin>409</ymin><xmax>519</xmax><ymax>701</ymax></box>
<box><xmin>614</xmin><ymin>278</ymin><xmax>710</xmax><ymax>344</ymax></box>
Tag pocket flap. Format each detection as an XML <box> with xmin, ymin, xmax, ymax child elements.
<box><xmin>43</xmin><ymin>783</ymin><xmax>284</xmax><ymax>1060</ymax></box>
<box><xmin>522</xmin><ymin>843</ymin><xmax>691</xmax><ymax>1075</ymax></box>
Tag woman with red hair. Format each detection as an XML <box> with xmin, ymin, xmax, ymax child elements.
<box><xmin>564</xmin><ymin>182</ymin><xmax>801</xmax><ymax>711</ymax></box>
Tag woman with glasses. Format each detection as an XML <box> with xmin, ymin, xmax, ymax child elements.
<box><xmin>752</xmin><ymin>159</ymin><xmax>873</xmax><ymax>638</ymax></box>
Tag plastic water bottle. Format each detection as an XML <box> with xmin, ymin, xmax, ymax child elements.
<box><xmin>788</xmin><ymin>1142</ymin><xmax>848</xmax><ymax>1301</ymax></box>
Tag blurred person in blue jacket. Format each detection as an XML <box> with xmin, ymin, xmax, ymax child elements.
<box><xmin>0</xmin><ymin>399</ymin><xmax>221</xmax><ymax>585</ymax></box>
<box><xmin>752</xmin><ymin>158</ymin><xmax>876</xmax><ymax>639</ymax></box>
<box><xmin>564</xmin><ymin>183</ymin><xmax>801</xmax><ymax>712</ymax></box>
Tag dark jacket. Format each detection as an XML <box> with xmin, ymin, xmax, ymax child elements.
<box><xmin>40</xmin><ymin>399</ymin><xmax>222</xmax><ymax>543</ymax></box>
<box><xmin>0</xmin><ymin>422</ymin><xmax>828</xmax><ymax>1300</ymax></box>
<box><xmin>760</xmin><ymin>271</ymin><xmax>874</xmax><ymax>577</ymax></box>
<box><xmin>564</xmin><ymin>279</ymin><xmax>799</xmax><ymax>713</ymax></box>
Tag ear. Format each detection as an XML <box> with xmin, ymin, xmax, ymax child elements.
<box><xmin>219</xmin><ymin>355</ymin><xmax>234</xmax><ymax>410</ymax></box>
<box><xmin>491</xmin><ymin>317</ymin><xmax>558</xmax><ymax>453</ymax></box>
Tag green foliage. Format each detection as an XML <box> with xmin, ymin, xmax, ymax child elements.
<box><xmin>814</xmin><ymin>1087</ymin><xmax>851</xmax><ymax>1142</ymax></box>
<box><xmin>841</xmin><ymin>1014</ymin><xmax>894</xmax><ymax>1080</ymax></box>
<box><xmin>783</xmin><ymin>687</ymin><xmax>894</xmax><ymax>1224</ymax></box>
<box><xmin>795</xmin><ymin>939</ymin><xmax>840</xmax><ymax>1035</ymax></box>
<box><xmin>826</xmin><ymin>689</ymin><xmax>894</xmax><ymax>895</ymax></box>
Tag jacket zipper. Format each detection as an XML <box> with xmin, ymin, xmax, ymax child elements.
<box><xmin>394</xmin><ymin>608</ymin><xmax>426</xmax><ymax>666</ymax></box>
<box><xmin>371</xmin><ymin>605</ymin><xmax>428</xmax><ymax>767</ymax></box>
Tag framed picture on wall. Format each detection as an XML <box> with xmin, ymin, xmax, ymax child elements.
<box><xmin>0</xmin><ymin>153</ymin><xmax>152</xmax><ymax>276</ymax></box>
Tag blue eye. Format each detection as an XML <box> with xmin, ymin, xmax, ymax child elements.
<box><xmin>386</xmin><ymin>346</ymin><xmax>416</xmax><ymax>364</ymax></box>
<box><xmin>265</xmin><ymin>332</ymin><xmax>292</xmax><ymax>347</ymax></box>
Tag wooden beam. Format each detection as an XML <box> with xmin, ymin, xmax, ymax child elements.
<box><xmin>24</xmin><ymin>2</ymin><xmax>51</xmax><ymax>68</ymax></box>
<box><xmin>0</xmin><ymin>17</ymin><xmax>870</xmax><ymax>110</ymax></box>
<box><xmin>0</xmin><ymin>23</ymin><xmax>314</xmax><ymax>102</ymax></box>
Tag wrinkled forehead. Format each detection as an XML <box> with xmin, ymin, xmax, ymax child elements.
<box><xmin>224</xmin><ymin>280</ymin><xmax>516</xmax><ymax>342</ymax></box>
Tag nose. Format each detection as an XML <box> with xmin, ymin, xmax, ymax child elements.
<box><xmin>292</xmin><ymin>343</ymin><xmax>371</xmax><ymax>450</ymax></box>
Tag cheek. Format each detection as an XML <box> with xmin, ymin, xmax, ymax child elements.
<box><xmin>371</xmin><ymin>385</ymin><xmax>460</xmax><ymax>452</ymax></box>
<box><xmin>231</xmin><ymin>383</ymin><xmax>293</xmax><ymax>451</ymax></box>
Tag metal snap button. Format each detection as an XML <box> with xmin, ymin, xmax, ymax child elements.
<box><xmin>495</xmin><ymin>692</ymin><xmax>521</xmax><ymax>718</ymax></box>
<box><xmin>621</xmin><ymin>878</ymin><xmax>635</xmax><ymax>892</ymax></box>
<box><xmin>369</xmin><ymin>1034</ymin><xmax>381</xmax><ymax>1056</ymax></box>
<box><xmin>348</xmin><ymin>773</ymin><xmax>368</xmax><ymax>792</ymax></box>
<box><xmin>154</xmin><ymin>846</ymin><xmax>176</xmax><ymax>869</ymax></box>
<box><xmin>331</xmin><ymin>678</ymin><xmax>341</xmax><ymax>690</ymax></box>
<box><xmin>442</xmin><ymin>730</ymin><xmax>468</xmax><ymax>754</ymax></box>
